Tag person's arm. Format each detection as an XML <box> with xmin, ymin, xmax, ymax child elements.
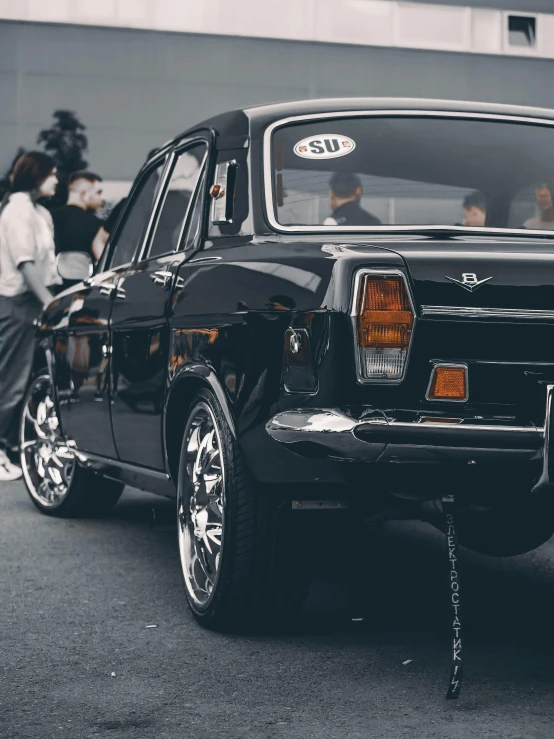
<box><xmin>92</xmin><ymin>226</ymin><xmax>109</xmax><ymax>262</ymax></box>
<box><xmin>19</xmin><ymin>261</ymin><xmax>53</xmax><ymax>308</ymax></box>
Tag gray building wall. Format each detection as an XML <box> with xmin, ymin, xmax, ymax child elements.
<box><xmin>1</xmin><ymin>19</ymin><xmax>554</xmax><ymax>180</ymax></box>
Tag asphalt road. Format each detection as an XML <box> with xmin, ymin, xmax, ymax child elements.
<box><xmin>2</xmin><ymin>481</ymin><xmax>554</xmax><ymax>739</ymax></box>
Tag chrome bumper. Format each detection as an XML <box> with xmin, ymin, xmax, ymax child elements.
<box><xmin>266</xmin><ymin>410</ymin><xmax>545</xmax><ymax>464</ymax></box>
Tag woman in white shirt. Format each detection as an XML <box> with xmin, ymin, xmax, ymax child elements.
<box><xmin>0</xmin><ymin>151</ymin><xmax>60</xmax><ymax>481</ymax></box>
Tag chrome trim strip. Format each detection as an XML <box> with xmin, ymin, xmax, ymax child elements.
<box><xmin>75</xmin><ymin>449</ymin><xmax>171</xmax><ymax>481</ymax></box>
<box><xmin>422</xmin><ymin>306</ymin><xmax>554</xmax><ymax>321</ymax></box>
<box><xmin>376</xmin><ymin>421</ymin><xmax>543</xmax><ymax>435</ymax></box>
<box><xmin>425</xmin><ymin>362</ymin><xmax>469</xmax><ymax>403</ymax></box>
<box><xmin>350</xmin><ymin>268</ymin><xmax>416</xmax><ymax>385</ymax></box>
<box><xmin>263</xmin><ymin>109</ymin><xmax>554</xmax><ymax>237</ymax></box>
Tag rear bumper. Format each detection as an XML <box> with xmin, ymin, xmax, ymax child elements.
<box><xmin>266</xmin><ymin>410</ymin><xmax>545</xmax><ymax>465</ymax></box>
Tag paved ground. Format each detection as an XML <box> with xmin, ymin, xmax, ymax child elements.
<box><xmin>2</xmin><ymin>481</ymin><xmax>554</xmax><ymax>739</ymax></box>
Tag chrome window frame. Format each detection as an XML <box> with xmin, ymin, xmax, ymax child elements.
<box><xmin>425</xmin><ymin>362</ymin><xmax>469</xmax><ymax>403</ymax></box>
<box><xmin>350</xmin><ymin>268</ymin><xmax>416</xmax><ymax>386</ymax></box>
<box><xmin>263</xmin><ymin>109</ymin><xmax>554</xmax><ymax>237</ymax></box>
<box><xmin>139</xmin><ymin>137</ymin><xmax>210</xmax><ymax>263</ymax></box>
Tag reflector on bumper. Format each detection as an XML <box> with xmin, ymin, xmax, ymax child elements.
<box><xmin>427</xmin><ymin>364</ymin><xmax>468</xmax><ymax>402</ymax></box>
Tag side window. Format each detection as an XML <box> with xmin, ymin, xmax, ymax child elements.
<box><xmin>148</xmin><ymin>143</ymin><xmax>207</xmax><ymax>259</ymax></box>
<box><xmin>106</xmin><ymin>160</ymin><xmax>165</xmax><ymax>269</ymax></box>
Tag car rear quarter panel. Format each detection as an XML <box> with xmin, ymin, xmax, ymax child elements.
<box><xmin>167</xmin><ymin>240</ymin><xmax>404</xmax><ymax>484</ymax></box>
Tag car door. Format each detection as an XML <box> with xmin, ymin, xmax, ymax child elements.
<box><xmin>51</xmin><ymin>268</ymin><xmax>122</xmax><ymax>458</ymax></box>
<box><xmin>53</xmin><ymin>153</ymin><xmax>169</xmax><ymax>457</ymax></box>
<box><xmin>109</xmin><ymin>137</ymin><xmax>210</xmax><ymax>471</ymax></box>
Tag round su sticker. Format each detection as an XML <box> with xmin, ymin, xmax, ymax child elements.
<box><xmin>293</xmin><ymin>134</ymin><xmax>356</xmax><ymax>160</ymax></box>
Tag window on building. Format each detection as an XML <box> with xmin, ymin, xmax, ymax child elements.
<box><xmin>508</xmin><ymin>15</ymin><xmax>536</xmax><ymax>48</ymax></box>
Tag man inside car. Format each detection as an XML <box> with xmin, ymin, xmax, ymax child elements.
<box><xmin>323</xmin><ymin>172</ymin><xmax>380</xmax><ymax>226</ymax></box>
<box><xmin>524</xmin><ymin>182</ymin><xmax>554</xmax><ymax>230</ymax></box>
<box><xmin>461</xmin><ymin>190</ymin><xmax>487</xmax><ymax>227</ymax></box>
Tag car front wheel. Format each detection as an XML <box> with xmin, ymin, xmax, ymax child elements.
<box><xmin>177</xmin><ymin>388</ymin><xmax>311</xmax><ymax>631</ymax></box>
<box><xmin>20</xmin><ymin>372</ymin><xmax>124</xmax><ymax>517</ymax></box>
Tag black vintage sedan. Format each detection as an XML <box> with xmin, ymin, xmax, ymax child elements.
<box><xmin>22</xmin><ymin>98</ymin><xmax>554</xmax><ymax>630</ymax></box>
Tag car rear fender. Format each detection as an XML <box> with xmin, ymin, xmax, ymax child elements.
<box><xmin>164</xmin><ymin>362</ymin><xmax>236</xmax><ymax>482</ymax></box>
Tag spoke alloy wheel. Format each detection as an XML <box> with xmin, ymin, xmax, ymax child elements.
<box><xmin>178</xmin><ymin>401</ymin><xmax>225</xmax><ymax>609</ymax></box>
<box><xmin>20</xmin><ymin>375</ymin><xmax>75</xmax><ymax>508</ymax></box>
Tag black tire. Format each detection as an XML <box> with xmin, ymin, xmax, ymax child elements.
<box><xmin>457</xmin><ymin>498</ymin><xmax>554</xmax><ymax>557</ymax></box>
<box><xmin>20</xmin><ymin>372</ymin><xmax>125</xmax><ymax>518</ymax></box>
<box><xmin>177</xmin><ymin>388</ymin><xmax>311</xmax><ymax>631</ymax></box>
<box><xmin>30</xmin><ymin>466</ymin><xmax>125</xmax><ymax>519</ymax></box>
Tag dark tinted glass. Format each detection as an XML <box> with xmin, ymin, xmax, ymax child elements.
<box><xmin>148</xmin><ymin>143</ymin><xmax>207</xmax><ymax>258</ymax></box>
<box><xmin>107</xmin><ymin>161</ymin><xmax>164</xmax><ymax>268</ymax></box>
<box><xmin>271</xmin><ymin>116</ymin><xmax>554</xmax><ymax>231</ymax></box>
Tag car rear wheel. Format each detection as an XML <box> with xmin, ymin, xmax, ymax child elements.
<box><xmin>177</xmin><ymin>388</ymin><xmax>311</xmax><ymax>631</ymax></box>
<box><xmin>20</xmin><ymin>372</ymin><xmax>124</xmax><ymax>517</ymax></box>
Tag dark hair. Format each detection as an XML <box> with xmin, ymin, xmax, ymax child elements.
<box><xmin>463</xmin><ymin>190</ymin><xmax>487</xmax><ymax>211</ymax></box>
<box><xmin>68</xmin><ymin>170</ymin><xmax>102</xmax><ymax>186</ymax></box>
<box><xmin>10</xmin><ymin>151</ymin><xmax>56</xmax><ymax>194</ymax></box>
<box><xmin>329</xmin><ymin>172</ymin><xmax>362</xmax><ymax>199</ymax></box>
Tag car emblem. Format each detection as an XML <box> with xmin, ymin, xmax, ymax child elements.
<box><xmin>445</xmin><ymin>272</ymin><xmax>493</xmax><ymax>292</ymax></box>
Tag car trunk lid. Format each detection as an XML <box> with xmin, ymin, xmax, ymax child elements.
<box><xmin>383</xmin><ymin>239</ymin><xmax>554</xmax><ymax>311</ymax></box>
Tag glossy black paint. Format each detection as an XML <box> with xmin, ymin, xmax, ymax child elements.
<box><xmin>36</xmin><ymin>98</ymin><xmax>554</xmax><ymax>508</ymax></box>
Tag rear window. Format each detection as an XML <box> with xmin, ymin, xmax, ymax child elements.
<box><xmin>269</xmin><ymin>115</ymin><xmax>554</xmax><ymax>233</ymax></box>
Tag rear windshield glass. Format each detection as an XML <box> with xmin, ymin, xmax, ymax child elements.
<box><xmin>270</xmin><ymin>116</ymin><xmax>554</xmax><ymax>232</ymax></box>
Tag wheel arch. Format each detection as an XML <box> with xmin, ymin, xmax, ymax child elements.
<box><xmin>164</xmin><ymin>363</ymin><xmax>236</xmax><ymax>483</ymax></box>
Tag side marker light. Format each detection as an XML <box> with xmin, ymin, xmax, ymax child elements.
<box><xmin>427</xmin><ymin>365</ymin><xmax>468</xmax><ymax>401</ymax></box>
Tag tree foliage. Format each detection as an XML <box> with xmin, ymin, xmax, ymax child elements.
<box><xmin>37</xmin><ymin>110</ymin><xmax>89</xmax><ymax>206</ymax></box>
<box><xmin>37</xmin><ymin>110</ymin><xmax>88</xmax><ymax>174</ymax></box>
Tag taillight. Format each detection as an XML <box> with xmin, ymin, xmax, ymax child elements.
<box><xmin>353</xmin><ymin>272</ymin><xmax>414</xmax><ymax>381</ymax></box>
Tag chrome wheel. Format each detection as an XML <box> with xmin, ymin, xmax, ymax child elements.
<box><xmin>20</xmin><ymin>375</ymin><xmax>75</xmax><ymax>508</ymax></box>
<box><xmin>178</xmin><ymin>401</ymin><xmax>225</xmax><ymax>609</ymax></box>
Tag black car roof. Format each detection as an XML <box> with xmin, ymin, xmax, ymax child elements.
<box><xmin>180</xmin><ymin>97</ymin><xmax>554</xmax><ymax>144</ymax></box>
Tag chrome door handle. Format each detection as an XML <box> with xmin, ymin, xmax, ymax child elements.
<box><xmin>150</xmin><ymin>270</ymin><xmax>174</xmax><ymax>289</ymax></box>
<box><xmin>99</xmin><ymin>282</ymin><xmax>126</xmax><ymax>299</ymax></box>
<box><xmin>99</xmin><ymin>281</ymin><xmax>119</xmax><ymax>296</ymax></box>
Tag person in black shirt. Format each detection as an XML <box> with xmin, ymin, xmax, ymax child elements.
<box><xmin>92</xmin><ymin>196</ymin><xmax>126</xmax><ymax>261</ymax></box>
<box><xmin>91</xmin><ymin>148</ymin><xmax>161</xmax><ymax>260</ymax></box>
<box><xmin>324</xmin><ymin>172</ymin><xmax>380</xmax><ymax>226</ymax></box>
<box><xmin>53</xmin><ymin>171</ymin><xmax>104</xmax><ymax>264</ymax></box>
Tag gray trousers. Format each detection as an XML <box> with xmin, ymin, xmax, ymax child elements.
<box><xmin>0</xmin><ymin>292</ymin><xmax>42</xmax><ymax>451</ymax></box>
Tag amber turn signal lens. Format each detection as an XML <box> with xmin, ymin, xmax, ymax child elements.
<box><xmin>427</xmin><ymin>365</ymin><xmax>467</xmax><ymax>401</ymax></box>
<box><xmin>357</xmin><ymin>276</ymin><xmax>414</xmax><ymax>348</ymax></box>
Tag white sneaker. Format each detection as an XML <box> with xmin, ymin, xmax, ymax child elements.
<box><xmin>0</xmin><ymin>450</ymin><xmax>22</xmax><ymax>482</ymax></box>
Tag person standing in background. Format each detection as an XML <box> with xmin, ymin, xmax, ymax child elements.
<box><xmin>52</xmin><ymin>172</ymin><xmax>105</xmax><ymax>271</ymax></box>
<box><xmin>92</xmin><ymin>148</ymin><xmax>161</xmax><ymax>261</ymax></box>
<box><xmin>91</xmin><ymin>195</ymin><xmax>125</xmax><ymax>261</ymax></box>
<box><xmin>0</xmin><ymin>151</ymin><xmax>60</xmax><ymax>481</ymax></box>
